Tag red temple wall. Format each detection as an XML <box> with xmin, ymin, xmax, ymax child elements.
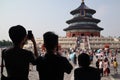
<box><xmin>66</xmin><ymin>31</ymin><xmax>100</xmax><ymax>37</ymax></box>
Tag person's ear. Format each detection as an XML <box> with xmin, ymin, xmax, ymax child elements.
<box><xmin>22</xmin><ymin>35</ymin><xmax>27</xmax><ymax>45</ymax></box>
<box><xmin>23</xmin><ymin>35</ymin><xmax>28</xmax><ymax>42</ymax></box>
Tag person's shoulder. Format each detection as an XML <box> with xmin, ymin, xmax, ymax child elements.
<box><xmin>3</xmin><ymin>47</ymin><xmax>12</xmax><ymax>51</ymax></box>
<box><xmin>16</xmin><ymin>48</ymin><xmax>34</xmax><ymax>57</ymax></box>
<box><xmin>75</xmin><ymin>67</ymin><xmax>81</xmax><ymax>71</ymax></box>
<box><xmin>74</xmin><ymin>67</ymin><xmax>83</xmax><ymax>74</ymax></box>
<box><xmin>22</xmin><ymin>49</ymin><xmax>32</xmax><ymax>53</ymax></box>
<box><xmin>56</xmin><ymin>54</ymin><xmax>68</xmax><ymax>61</ymax></box>
<box><xmin>5</xmin><ymin>47</ymin><xmax>32</xmax><ymax>54</ymax></box>
<box><xmin>36</xmin><ymin>56</ymin><xmax>45</xmax><ymax>63</ymax></box>
<box><xmin>3</xmin><ymin>47</ymin><xmax>13</xmax><ymax>54</ymax></box>
<box><xmin>89</xmin><ymin>66</ymin><xmax>97</xmax><ymax>69</ymax></box>
<box><xmin>76</xmin><ymin>67</ymin><xmax>98</xmax><ymax>71</ymax></box>
<box><xmin>89</xmin><ymin>67</ymin><xmax>99</xmax><ymax>72</ymax></box>
<box><xmin>36</xmin><ymin>56</ymin><xmax>43</xmax><ymax>60</ymax></box>
<box><xmin>56</xmin><ymin>54</ymin><xmax>65</xmax><ymax>58</ymax></box>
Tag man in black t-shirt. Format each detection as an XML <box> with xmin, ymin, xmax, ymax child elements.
<box><xmin>36</xmin><ymin>31</ymin><xmax>73</xmax><ymax>80</ymax></box>
<box><xmin>3</xmin><ymin>25</ymin><xmax>38</xmax><ymax>80</ymax></box>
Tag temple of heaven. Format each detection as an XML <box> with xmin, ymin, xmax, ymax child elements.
<box><xmin>64</xmin><ymin>0</ymin><xmax>104</xmax><ymax>37</ymax></box>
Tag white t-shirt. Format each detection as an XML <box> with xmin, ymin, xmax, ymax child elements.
<box><xmin>99</xmin><ymin>61</ymin><xmax>103</xmax><ymax>69</ymax></box>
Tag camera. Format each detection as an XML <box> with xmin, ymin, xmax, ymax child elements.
<box><xmin>28</xmin><ymin>30</ymin><xmax>33</xmax><ymax>39</ymax></box>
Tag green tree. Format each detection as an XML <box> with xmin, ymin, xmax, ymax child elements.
<box><xmin>0</xmin><ymin>40</ymin><xmax>13</xmax><ymax>47</ymax></box>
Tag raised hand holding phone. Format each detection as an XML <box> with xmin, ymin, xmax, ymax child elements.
<box><xmin>28</xmin><ymin>30</ymin><xmax>33</xmax><ymax>39</ymax></box>
<box><xmin>27</xmin><ymin>30</ymin><xmax>38</xmax><ymax>57</ymax></box>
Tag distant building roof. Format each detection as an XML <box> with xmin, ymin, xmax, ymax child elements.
<box><xmin>70</xmin><ymin>2</ymin><xmax>96</xmax><ymax>15</ymax></box>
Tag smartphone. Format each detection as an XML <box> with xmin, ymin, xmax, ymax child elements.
<box><xmin>28</xmin><ymin>30</ymin><xmax>33</xmax><ymax>39</ymax></box>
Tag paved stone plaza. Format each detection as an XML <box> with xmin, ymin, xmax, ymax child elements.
<box><xmin>28</xmin><ymin>54</ymin><xmax>120</xmax><ymax>80</ymax></box>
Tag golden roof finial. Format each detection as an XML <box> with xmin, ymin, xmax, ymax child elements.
<box><xmin>82</xmin><ymin>0</ymin><xmax>84</xmax><ymax>2</ymax></box>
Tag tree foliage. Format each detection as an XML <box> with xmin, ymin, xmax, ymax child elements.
<box><xmin>0</xmin><ymin>40</ymin><xmax>13</xmax><ymax>47</ymax></box>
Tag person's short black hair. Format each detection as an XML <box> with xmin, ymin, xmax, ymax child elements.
<box><xmin>9</xmin><ymin>25</ymin><xmax>27</xmax><ymax>45</ymax></box>
<box><xmin>43</xmin><ymin>31</ymin><xmax>58</xmax><ymax>51</ymax></box>
<box><xmin>78</xmin><ymin>53</ymin><xmax>90</xmax><ymax>67</ymax></box>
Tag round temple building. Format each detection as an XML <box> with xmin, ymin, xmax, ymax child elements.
<box><xmin>64</xmin><ymin>0</ymin><xmax>104</xmax><ymax>37</ymax></box>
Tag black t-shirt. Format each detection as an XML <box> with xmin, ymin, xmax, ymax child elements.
<box><xmin>3</xmin><ymin>47</ymin><xmax>36</xmax><ymax>80</ymax></box>
<box><xmin>36</xmin><ymin>53</ymin><xmax>73</xmax><ymax>80</ymax></box>
<box><xmin>74</xmin><ymin>67</ymin><xmax>101</xmax><ymax>80</ymax></box>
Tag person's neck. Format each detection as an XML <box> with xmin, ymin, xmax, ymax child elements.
<box><xmin>14</xmin><ymin>44</ymin><xmax>23</xmax><ymax>49</ymax></box>
<box><xmin>47</xmin><ymin>50</ymin><xmax>53</xmax><ymax>53</ymax></box>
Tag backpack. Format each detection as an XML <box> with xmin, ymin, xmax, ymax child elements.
<box><xmin>113</xmin><ymin>61</ymin><xmax>118</xmax><ymax>68</ymax></box>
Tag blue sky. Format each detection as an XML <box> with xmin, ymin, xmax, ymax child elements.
<box><xmin>0</xmin><ymin>0</ymin><xmax>120</xmax><ymax>40</ymax></box>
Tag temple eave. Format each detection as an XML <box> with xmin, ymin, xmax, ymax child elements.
<box><xmin>70</xmin><ymin>9</ymin><xmax>96</xmax><ymax>15</ymax></box>
<box><xmin>64</xmin><ymin>25</ymin><xmax>103</xmax><ymax>31</ymax></box>
<box><xmin>66</xmin><ymin>18</ymin><xmax>100</xmax><ymax>24</ymax></box>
